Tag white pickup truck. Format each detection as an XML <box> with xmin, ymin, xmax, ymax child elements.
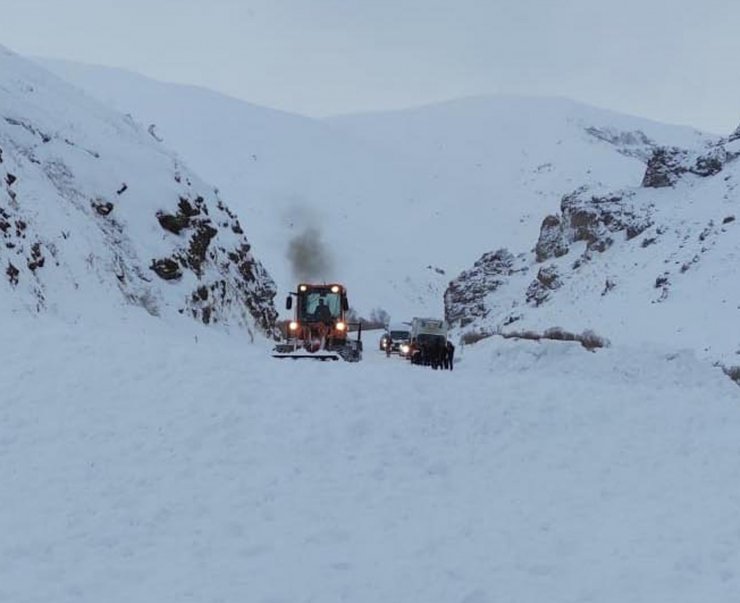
<box><xmin>381</xmin><ymin>323</ymin><xmax>412</xmax><ymax>355</ymax></box>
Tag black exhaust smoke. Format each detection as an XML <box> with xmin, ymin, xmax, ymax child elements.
<box><xmin>287</xmin><ymin>226</ymin><xmax>335</xmax><ymax>282</ymax></box>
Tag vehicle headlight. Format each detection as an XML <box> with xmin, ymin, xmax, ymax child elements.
<box><xmin>335</xmin><ymin>321</ymin><xmax>346</xmax><ymax>331</ymax></box>
<box><xmin>289</xmin><ymin>321</ymin><xmax>299</xmax><ymax>331</ymax></box>
<box><xmin>400</xmin><ymin>344</ymin><xmax>410</xmax><ymax>354</ymax></box>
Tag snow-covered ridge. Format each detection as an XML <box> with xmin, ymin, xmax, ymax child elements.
<box><xmin>0</xmin><ymin>46</ymin><xmax>277</xmax><ymax>335</ymax></box>
<box><xmin>446</xmin><ymin>132</ymin><xmax>740</xmax><ymax>364</ymax></box>
<box><xmin>38</xmin><ymin>58</ymin><xmax>714</xmax><ymax>320</ymax></box>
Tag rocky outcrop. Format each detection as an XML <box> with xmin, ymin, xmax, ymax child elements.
<box><xmin>150</xmin><ymin>258</ymin><xmax>182</xmax><ymax>280</ymax></box>
<box><xmin>137</xmin><ymin>189</ymin><xmax>278</xmax><ymax>333</ymax></box>
<box><xmin>2</xmin><ymin>146</ymin><xmax>279</xmax><ymax>335</ymax></box>
<box><xmin>693</xmin><ymin>146</ymin><xmax>728</xmax><ymax>177</ymax></box>
<box><xmin>1</xmin><ymin>172</ymin><xmax>48</xmax><ymax>310</ymax></box>
<box><xmin>444</xmin><ymin>249</ymin><xmax>526</xmax><ymax>327</ymax></box>
<box><xmin>525</xmin><ymin>265</ymin><xmax>562</xmax><ymax>306</ymax></box>
<box><xmin>0</xmin><ymin>48</ymin><xmax>279</xmax><ymax>337</ymax></box>
<box><xmin>641</xmin><ymin>147</ymin><xmax>689</xmax><ymax>188</ymax></box>
<box><xmin>642</xmin><ymin>144</ymin><xmax>736</xmax><ymax>188</ymax></box>
<box><xmin>448</xmin><ymin>187</ymin><xmax>653</xmax><ymax>328</ymax></box>
<box><xmin>564</xmin><ymin>190</ymin><xmax>652</xmax><ymax>247</ymax></box>
<box><xmin>535</xmin><ymin>215</ymin><xmax>569</xmax><ymax>262</ymax></box>
<box><xmin>535</xmin><ymin>188</ymin><xmax>652</xmax><ymax>262</ymax></box>
<box><xmin>444</xmin><ymin>119</ymin><xmax>740</xmax><ymax>365</ymax></box>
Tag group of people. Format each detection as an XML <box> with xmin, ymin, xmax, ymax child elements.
<box><xmin>410</xmin><ymin>338</ymin><xmax>455</xmax><ymax>371</ymax></box>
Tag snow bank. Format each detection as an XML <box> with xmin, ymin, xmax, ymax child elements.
<box><xmin>2</xmin><ymin>315</ymin><xmax>738</xmax><ymax>602</ymax></box>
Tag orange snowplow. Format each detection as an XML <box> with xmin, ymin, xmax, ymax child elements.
<box><xmin>272</xmin><ymin>283</ymin><xmax>363</xmax><ymax>361</ymax></box>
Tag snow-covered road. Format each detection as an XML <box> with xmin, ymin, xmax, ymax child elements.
<box><xmin>2</xmin><ymin>315</ymin><xmax>739</xmax><ymax>602</ymax></box>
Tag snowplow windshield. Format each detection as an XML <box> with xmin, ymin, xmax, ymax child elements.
<box><xmin>300</xmin><ymin>292</ymin><xmax>342</xmax><ymax>321</ymax></box>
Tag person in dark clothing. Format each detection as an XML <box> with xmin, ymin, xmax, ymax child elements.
<box><xmin>430</xmin><ymin>338</ymin><xmax>445</xmax><ymax>370</ymax></box>
<box><xmin>314</xmin><ymin>298</ymin><xmax>333</xmax><ymax>324</ymax></box>
<box><xmin>445</xmin><ymin>340</ymin><xmax>455</xmax><ymax>371</ymax></box>
<box><xmin>419</xmin><ymin>342</ymin><xmax>429</xmax><ymax>366</ymax></box>
<box><xmin>410</xmin><ymin>345</ymin><xmax>421</xmax><ymax>365</ymax></box>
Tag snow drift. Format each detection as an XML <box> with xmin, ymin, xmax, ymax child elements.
<box><xmin>1</xmin><ymin>315</ymin><xmax>739</xmax><ymax>603</ymax></box>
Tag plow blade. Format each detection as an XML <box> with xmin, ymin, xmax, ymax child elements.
<box><xmin>272</xmin><ymin>352</ymin><xmax>340</xmax><ymax>361</ymax></box>
<box><xmin>272</xmin><ymin>344</ymin><xmax>341</xmax><ymax>361</ymax></box>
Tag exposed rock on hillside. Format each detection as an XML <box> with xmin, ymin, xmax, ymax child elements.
<box><xmin>535</xmin><ymin>188</ymin><xmax>652</xmax><ymax>263</ymax></box>
<box><xmin>641</xmin><ymin>147</ymin><xmax>689</xmax><ymax>188</ymax></box>
<box><xmin>526</xmin><ymin>265</ymin><xmax>562</xmax><ymax>306</ymax></box>
<box><xmin>444</xmin><ymin>122</ymin><xmax>740</xmax><ymax>365</ymax></box>
<box><xmin>444</xmin><ymin>249</ymin><xmax>526</xmax><ymax>327</ymax></box>
<box><xmin>446</xmin><ymin>186</ymin><xmax>655</xmax><ymax>328</ymax></box>
<box><xmin>0</xmin><ymin>46</ymin><xmax>278</xmax><ymax>337</ymax></box>
<box><xmin>535</xmin><ymin>215</ymin><xmax>569</xmax><ymax>262</ymax></box>
<box><xmin>642</xmin><ymin>144</ymin><xmax>737</xmax><ymax>188</ymax></box>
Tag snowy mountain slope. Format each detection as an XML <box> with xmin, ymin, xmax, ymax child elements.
<box><xmin>5</xmin><ymin>52</ymin><xmax>740</xmax><ymax>603</ymax></box>
<box><xmin>446</xmin><ymin>135</ymin><xmax>740</xmax><ymax>364</ymax></box>
<box><xmin>38</xmin><ymin>58</ymin><xmax>441</xmax><ymax>318</ymax></box>
<box><xmin>40</xmin><ymin>59</ymin><xmax>711</xmax><ymax>320</ymax></box>
<box><xmin>0</xmin><ymin>47</ymin><xmax>277</xmax><ymax>335</ymax></box>
<box><xmin>327</xmin><ymin>94</ymin><xmax>708</xmax><ymax>194</ymax></box>
<box><xmin>2</xmin><ymin>312</ymin><xmax>739</xmax><ymax>603</ymax></box>
<box><xmin>326</xmin><ymin>94</ymin><xmax>709</xmax><ymax>247</ymax></box>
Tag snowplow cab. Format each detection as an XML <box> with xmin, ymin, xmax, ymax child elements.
<box><xmin>272</xmin><ymin>283</ymin><xmax>362</xmax><ymax>361</ymax></box>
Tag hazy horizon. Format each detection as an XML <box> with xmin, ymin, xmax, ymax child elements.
<box><xmin>3</xmin><ymin>0</ymin><xmax>739</xmax><ymax>134</ymax></box>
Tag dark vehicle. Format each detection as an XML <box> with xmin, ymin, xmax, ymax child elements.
<box><xmin>272</xmin><ymin>283</ymin><xmax>363</xmax><ymax>361</ymax></box>
<box><xmin>379</xmin><ymin>332</ymin><xmax>391</xmax><ymax>351</ymax></box>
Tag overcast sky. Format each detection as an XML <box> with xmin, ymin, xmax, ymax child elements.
<box><xmin>3</xmin><ymin>0</ymin><xmax>739</xmax><ymax>133</ymax></box>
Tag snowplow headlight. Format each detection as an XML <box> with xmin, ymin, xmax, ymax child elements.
<box><xmin>331</xmin><ymin>285</ymin><xmax>340</xmax><ymax>293</ymax></box>
<box><xmin>289</xmin><ymin>321</ymin><xmax>299</xmax><ymax>331</ymax></box>
<box><xmin>299</xmin><ymin>285</ymin><xmax>307</xmax><ymax>292</ymax></box>
<box><xmin>335</xmin><ymin>321</ymin><xmax>346</xmax><ymax>331</ymax></box>
<box><xmin>400</xmin><ymin>344</ymin><xmax>410</xmax><ymax>354</ymax></box>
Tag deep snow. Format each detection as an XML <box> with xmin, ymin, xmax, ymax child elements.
<box><xmin>0</xmin><ymin>48</ymin><xmax>736</xmax><ymax>603</ymax></box>
<box><xmin>1</xmin><ymin>311</ymin><xmax>739</xmax><ymax>603</ymax></box>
